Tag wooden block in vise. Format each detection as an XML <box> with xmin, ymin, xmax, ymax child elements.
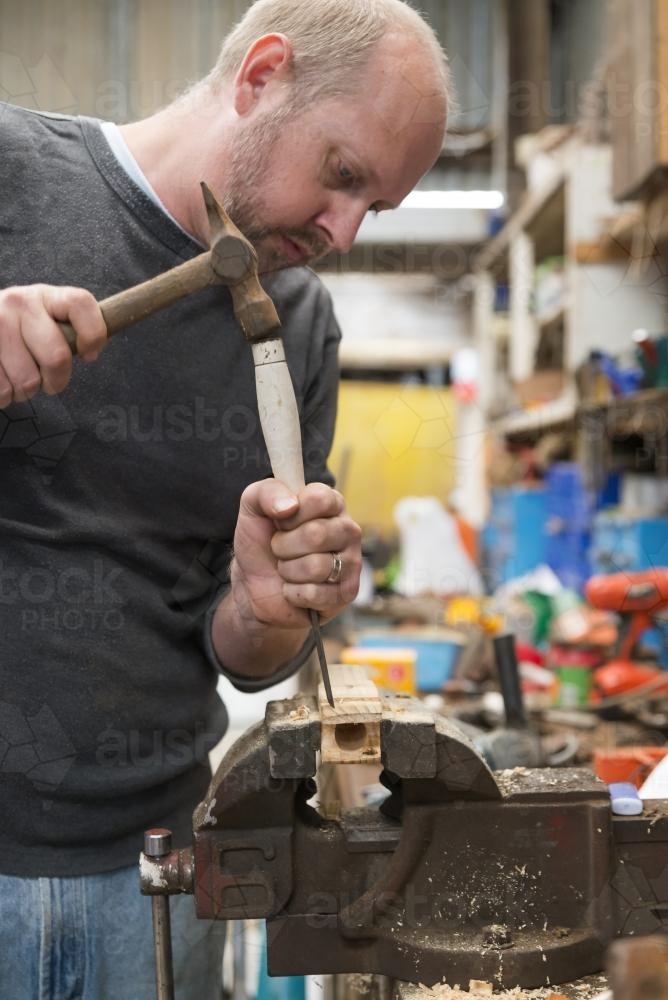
<box><xmin>318</xmin><ymin>664</ymin><xmax>382</xmax><ymax>765</ymax></box>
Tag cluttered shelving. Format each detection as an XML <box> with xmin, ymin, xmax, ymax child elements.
<box><xmin>474</xmin><ymin>135</ymin><xmax>668</xmax><ymax>440</ymax></box>
<box><xmin>443</xmin><ymin>117</ymin><xmax>668</xmax><ymax>800</ymax></box>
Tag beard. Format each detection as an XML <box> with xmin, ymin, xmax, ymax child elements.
<box><xmin>224</xmin><ymin>110</ymin><xmax>330</xmax><ymax>272</ymax></box>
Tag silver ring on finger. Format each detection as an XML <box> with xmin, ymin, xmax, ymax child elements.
<box><xmin>326</xmin><ymin>552</ymin><xmax>344</xmax><ymax>584</ymax></box>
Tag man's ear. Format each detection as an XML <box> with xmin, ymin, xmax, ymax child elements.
<box><xmin>234</xmin><ymin>34</ymin><xmax>294</xmax><ymax>115</ymax></box>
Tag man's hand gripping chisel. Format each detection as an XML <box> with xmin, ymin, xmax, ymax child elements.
<box><xmin>60</xmin><ymin>182</ymin><xmax>335</xmax><ymax>707</ymax></box>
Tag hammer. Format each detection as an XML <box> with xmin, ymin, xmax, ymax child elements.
<box><xmin>61</xmin><ymin>183</ymin><xmax>334</xmax><ymax>706</ymax></box>
<box><xmin>59</xmin><ymin>183</ymin><xmax>276</xmax><ymax>351</ymax></box>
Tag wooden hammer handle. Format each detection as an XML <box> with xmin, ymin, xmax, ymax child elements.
<box><xmin>59</xmin><ymin>252</ymin><xmax>216</xmax><ymax>354</ymax></box>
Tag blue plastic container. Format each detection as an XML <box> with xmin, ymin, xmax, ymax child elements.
<box><xmin>591</xmin><ymin>514</ymin><xmax>668</xmax><ymax>574</ymax></box>
<box><xmin>481</xmin><ymin>487</ymin><xmax>547</xmax><ymax>589</ymax></box>
<box><xmin>356</xmin><ymin>631</ymin><xmax>465</xmax><ymax>690</ymax></box>
<box><xmin>544</xmin><ymin>464</ymin><xmax>621</xmax><ymax>592</ymax></box>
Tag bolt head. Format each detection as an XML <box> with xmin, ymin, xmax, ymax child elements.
<box><xmin>144</xmin><ymin>828</ymin><xmax>172</xmax><ymax>858</ymax></box>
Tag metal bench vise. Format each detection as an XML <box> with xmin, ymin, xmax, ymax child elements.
<box><xmin>140</xmin><ymin>690</ymin><xmax>668</xmax><ymax>997</ymax></box>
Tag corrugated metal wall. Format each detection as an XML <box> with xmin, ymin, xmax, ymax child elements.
<box><xmin>550</xmin><ymin>0</ymin><xmax>608</xmax><ymax>124</ymax></box>
<box><xmin>410</xmin><ymin>0</ymin><xmax>494</xmax><ymax>131</ymax></box>
<box><xmin>0</xmin><ymin>0</ymin><xmax>252</xmax><ymax>120</ymax></box>
<box><xmin>0</xmin><ymin>0</ymin><xmax>494</xmax><ymax>126</ymax></box>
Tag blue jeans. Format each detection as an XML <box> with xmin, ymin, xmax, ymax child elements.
<box><xmin>0</xmin><ymin>864</ymin><xmax>225</xmax><ymax>999</ymax></box>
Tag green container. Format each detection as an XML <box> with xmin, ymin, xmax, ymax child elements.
<box><xmin>554</xmin><ymin>665</ymin><xmax>592</xmax><ymax>708</ymax></box>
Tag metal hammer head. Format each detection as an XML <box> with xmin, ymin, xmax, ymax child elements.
<box><xmin>201</xmin><ymin>182</ymin><xmax>257</xmax><ymax>284</ymax></box>
<box><xmin>201</xmin><ymin>182</ymin><xmax>281</xmax><ymax>342</ymax></box>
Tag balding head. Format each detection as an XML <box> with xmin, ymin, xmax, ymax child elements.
<box><xmin>209</xmin><ymin>0</ymin><xmax>452</xmax><ymax>127</ymax></box>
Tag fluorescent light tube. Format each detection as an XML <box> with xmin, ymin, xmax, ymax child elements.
<box><xmin>401</xmin><ymin>190</ymin><xmax>505</xmax><ymax>210</ymax></box>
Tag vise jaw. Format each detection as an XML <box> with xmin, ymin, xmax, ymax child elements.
<box><xmin>140</xmin><ymin>689</ymin><xmax>668</xmax><ymax>992</ymax></box>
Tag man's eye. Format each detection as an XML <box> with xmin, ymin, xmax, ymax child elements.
<box><xmin>338</xmin><ymin>163</ymin><xmax>355</xmax><ymax>184</ymax></box>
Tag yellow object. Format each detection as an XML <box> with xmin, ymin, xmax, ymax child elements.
<box><xmin>341</xmin><ymin>647</ymin><xmax>417</xmax><ymax>695</ymax></box>
<box><xmin>480</xmin><ymin>612</ymin><xmax>504</xmax><ymax>635</ymax></box>
<box><xmin>444</xmin><ymin>596</ymin><xmax>482</xmax><ymax>628</ymax></box>
<box><xmin>330</xmin><ymin>382</ymin><xmax>456</xmax><ymax>531</ymax></box>
<box><xmin>444</xmin><ymin>597</ymin><xmax>503</xmax><ymax>636</ymax></box>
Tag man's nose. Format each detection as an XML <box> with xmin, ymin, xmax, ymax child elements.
<box><xmin>316</xmin><ymin>197</ymin><xmax>368</xmax><ymax>254</ymax></box>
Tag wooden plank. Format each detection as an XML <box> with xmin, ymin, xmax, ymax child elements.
<box><xmin>475</xmin><ymin>170</ymin><xmax>565</xmax><ymax>272</ymax></box>
<box><xmin>491</xmin><ymin>393</ymin><xmax>576</xmax><ymax>437</ymax></box>
<box><xmin>573</xmin><ymin>240</ymin><xmax>631</xmax><ymax>265</ymax></box>
<box><xmin>339</xmin><ymin>338</ymin><xmax>452</xmax><ymax>370</ymax></box>
<box><xmin>611</xmin><ymin>0</ymin><xmax>662</xmax><ymax>200</ymax></box>
<box><xmin>318</xmin><ymin>665</ymin><xmax>382</xmax><ymax>765</ymax></box>
<box><xmin>608</xmin><ymin>937</ymin><xmax>668</xmax><ymax>1000</ymax></box>
<box><xmin>657</xmin><ymin>0</ymin><xmax>668</xmax><ymax>166</ymax></box>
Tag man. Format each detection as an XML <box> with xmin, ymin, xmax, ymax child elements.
<box><xmin>0</xmin><ymin>0</ymin><xmax>450</xmax><ymax>995</ymax></box>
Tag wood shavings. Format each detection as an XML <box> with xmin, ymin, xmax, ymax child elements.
<box><xmin>288</xmin><ymin>705</ymin><xmax>310</xmax><ymax>721</ymax></box>
<box><xmin>417</xmin><ymin>982</ymin><xmax>551</xmax><ymax>999</ymax></box>
<box><xmin>414</xmin><ymin>983</ymin><xmax>603</xmax><ymax>1000</ymax></box>
<box><xmin>398</xmin><ymin>974</ymin><xmax>609</xmax><ymax>1000</ymax></box>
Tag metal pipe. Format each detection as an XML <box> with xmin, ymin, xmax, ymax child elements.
<box><xmin>144</xmin><ymin>829</ymin><xmax>176</xmax><ymax>1000</ymax></box>
<box><xmin>493</xmin><ymin>633</ymin><xmax>527</xmax><ymax>728</ymax></box>
<box><xmin>151</xmin><ymin>896</ymin><xmax>175</xmax><ymax>1000</ymax></box>
<box><xmin>231</xmin><ymin>921</ymin><xmax>247</xmax><ymax>1000</ymax></box>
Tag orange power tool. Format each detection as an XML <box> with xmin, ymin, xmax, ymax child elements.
<box><xmin>585</xmin><ymin>569</ymin><xmax>668</xmax><ymax>698</ymax></box>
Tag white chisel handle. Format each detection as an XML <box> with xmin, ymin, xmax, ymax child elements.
<box><xmin>252</xmin><ymin>339</ymin><xmax>306</xmax><ymax>493</ymax></box>
<box><xmin>251</xmin><ymin>338</ymin><xmax>335</xmax><ymax>707</ymax></box>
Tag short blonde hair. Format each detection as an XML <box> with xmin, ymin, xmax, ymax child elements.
<box><xmin>209</xmin><ymin>0</ymin><xmax>452</xmax><ymax>114</ymax></box>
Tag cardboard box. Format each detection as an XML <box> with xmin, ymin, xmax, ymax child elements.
<box><xmin>341</xmin><ymin>647</ymin><xmax>417</xmax><ymax>695</ymax></box>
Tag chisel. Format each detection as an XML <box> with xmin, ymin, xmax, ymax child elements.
<box><xmin>252</xmin><ymin>338</ymin><xmax>335</xmax><ymax>708</ymax></box>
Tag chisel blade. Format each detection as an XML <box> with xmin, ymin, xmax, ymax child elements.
<box><xmin>309</xmin><ymin>608</ymin><xmax>335</xmax><ymax>708</ymax></box>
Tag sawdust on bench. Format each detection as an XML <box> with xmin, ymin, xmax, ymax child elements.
<box><xmin>416</xmin><ymin>979</ymin><xmax>606</xmax><ymax>999</ymax></box>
